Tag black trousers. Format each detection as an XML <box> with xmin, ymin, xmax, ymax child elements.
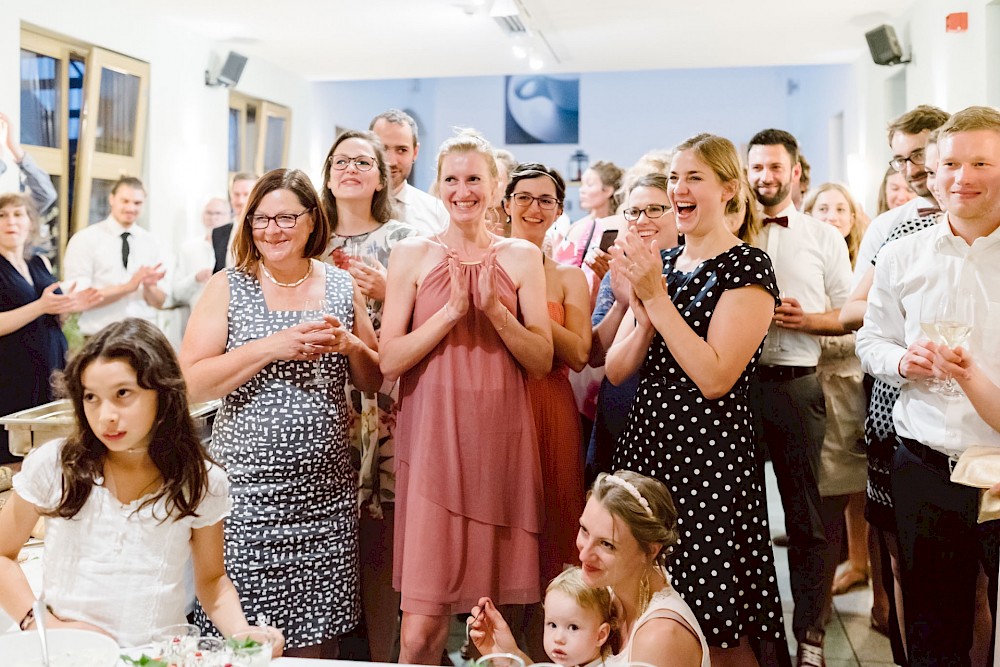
<box><xmin>750</xmin><ymin>372</ymin><xmax>828</xmax><ymax>642</ymax></box>
<box><xmin>892</xmin><ymin>439</ymin><xmax>1000</xmax><ymax>667</ymax></box>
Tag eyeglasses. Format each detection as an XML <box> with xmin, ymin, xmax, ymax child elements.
<box><xmin>623</xmin><ymin>204</ymin><xmax>671</xmax><ymax>222</ymax></box>
<box><xmin>249</xmin><ymin>209</ymin><xmax>312</xmax><ymax>229</ymax></box>
<box><xmin>889</xmin><ymin>149</ymin><xmax>925</xmax><ymax>172</ymax></box>
<box><xmin>508</xmin><ymin>192</ymin><xmax>561</xmax><ymax>210</ymax></box>
<box><xmin>330</xmin><ymin>154</ymin><xmax>377</xmax><ymax>172</ymax></box>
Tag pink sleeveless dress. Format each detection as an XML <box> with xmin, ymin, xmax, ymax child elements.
<box><xmin>527</xmin><ymin>302</ymin><xmax>585</xmax><ymax>582</ymax></box>
<box><xmin>393</xmin><ymin>255</ymin><xmax>544</xmax><ymax>615</ymax></box>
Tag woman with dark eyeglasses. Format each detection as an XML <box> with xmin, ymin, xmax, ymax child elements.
<box><xmin>180</xmin><ymin>168</ymin><xmax>382</xmax><ymax>658</ymax></box>
<box><xmin>319</xmin><ymin>129</ymin><xmax>420</xmax><ymax>662</ymax></box>
<box><xmin>505</xmin><ymin>163</ymin><xmax>592</xmax><ymax>587</ymax></box>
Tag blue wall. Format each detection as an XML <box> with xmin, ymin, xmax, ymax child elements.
<box><xmin>313</xmin><ymin>64</ymin><xmax>853</xmax><ymax>217</ymax></box>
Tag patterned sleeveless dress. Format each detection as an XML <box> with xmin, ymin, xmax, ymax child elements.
<box><xmin>196</xmin><ymin>264</ymin><xmax>359</xmax><ymax>648</ymax></box>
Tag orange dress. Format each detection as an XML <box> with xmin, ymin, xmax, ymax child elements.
<box><xmin>528</xmin><ymin>302</ymin><xmax>586</xmax><ymax>582</ymax></box>
<box><xmin>393</xmin><ymin>257</ymin><xmax>544</xmax><ymax>615</ymax></box>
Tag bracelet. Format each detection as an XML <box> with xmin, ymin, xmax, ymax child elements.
<box><xmin>495</xmin><ymin>308</ymin><xmax>510</xmax><ymax>334</ymax></box>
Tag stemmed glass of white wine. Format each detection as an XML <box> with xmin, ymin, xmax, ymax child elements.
<box><xmin>301</xmin><ymin>297</ymin><xmax>331</xmax><ymax>387</ymax></box>
<box><xmin>933</xmin><ymin>292</ymin><xmax>974</xmax><ymax>397</ymax></box>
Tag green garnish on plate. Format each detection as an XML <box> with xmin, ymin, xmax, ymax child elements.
<box><xmin>121</xmin><ymin>655</ymin><xmax>169</xmax><ymax>667</ymax></box>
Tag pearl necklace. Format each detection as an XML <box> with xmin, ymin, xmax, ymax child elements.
<box><xmin>261</xmin><ymin>261</ymin><xmax>313</xmax><ymax>288</ymax></box>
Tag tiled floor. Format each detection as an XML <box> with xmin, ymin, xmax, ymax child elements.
<box><xmin>448</xmin><ymin>461</ymin><xmax>900</xmax><ymax>666</ymax></box>
<box><xmin>764</xmin><ymin>463</ymin><xmax>898</xmax><ymax>667</ymax></box>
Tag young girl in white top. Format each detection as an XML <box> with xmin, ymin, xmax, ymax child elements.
<box><xmin>0</xmin><ymin>318</ymin><xmax>283</xmax><ymax>653</ymax></box>
<box><xmin>543</xmin><ymin>566</ymin><xmax>620</xmax><ymax>667</ymax></box>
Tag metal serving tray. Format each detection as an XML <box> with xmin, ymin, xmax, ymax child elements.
<box><xmin>1</xmin><ymin>399</ymin><xmax>220</xmax><ymax>457</ymax></box>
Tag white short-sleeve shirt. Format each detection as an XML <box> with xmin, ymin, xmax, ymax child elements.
<box><xmin>13</xmin><ymin>441</ymin><xmax>231</xmax><ymax>647</ymax></box>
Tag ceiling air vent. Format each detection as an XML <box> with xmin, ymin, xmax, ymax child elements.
<box><xmin>491</xmin><ymin>0</ymin><xmax>528</xmax><ymax>35</ymax></box>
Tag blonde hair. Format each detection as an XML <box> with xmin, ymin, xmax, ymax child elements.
<box><xmin>802</xmin><ymin>182</ymin><xmax>864</xmax><ymax>266</ymax></box>
<box><xmin>546</xmin><ymin>567</ymin><xmax>622</xmax><ymax>658</ymax></box>
<box><xmin>436</xmin><ymin>128</ymin><xmax>499</xmax><ymax>186</ymax></box>
<box><xmin>938</xmin><ymin>105</ymin><xmax>1000</xmax><ymax>138</ymax></box>
<box><xmin>673</xmin><ymin>134</ymin><xmax>742</xmax><ymax>215</ymax></box>
<box><xmin>590</xmin><ymin>471</ymin><xmax>679</xmax><ymax>569</ymax></box>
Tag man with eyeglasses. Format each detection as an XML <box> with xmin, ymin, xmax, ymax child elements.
<box><xmin>852</xmin><ymin>105</ymin><xmax>950</xmax><ymax>288</ymax></box>
<box><xmin>173</xmin><ymin>197</ymin><xmax>230</xmax><ymax>309</ymax></box>
<box><xmin>369</xmin><ymin>109</ymin><xmax>448</xmax><ymax>237</ymax></box>
<box><xmin>745</xmin><ymin>128</ymin><xmax>852</xmax><ymax>667</ymax></box>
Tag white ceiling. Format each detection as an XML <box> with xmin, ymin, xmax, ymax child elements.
<box><xmin>167</xmin><ymin>0</ymin><xmax>916</xmax><ymax>82</ymax></box>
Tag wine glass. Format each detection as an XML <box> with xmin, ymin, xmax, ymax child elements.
<box><xmin>301</xmin><ymin>297</ymin><xmax>331</xmax><ymax>387</ymax></box>
<box><xmin>933</xmin><ymin>292</ymin><xmax>973</xmax><ymax>397</ymax></box>
<box><xmin>475</xmin><ymin>653</ymin><xmax>527</xmax><ymax>667</ymax></box>
<box><xmin>764</xmin><ymin>290</ymin><xmax>788</xmax><ymax>355</ymax></box>
<box><xmin>918</xmin><ymin>295</ymin><xmax>946</xmax><ymax>394</ymax></box>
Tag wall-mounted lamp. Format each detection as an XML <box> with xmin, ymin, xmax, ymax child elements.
<box><xmin>567</xmin><ymin>150</ymin><xmax>589</xmax><ymax>184</ymax></box>
<box><xmin>205</xmin><ymin>51</ymin><xmax>248</xmax><ymax>88</ymax></box>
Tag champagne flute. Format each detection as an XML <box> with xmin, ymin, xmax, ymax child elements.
<box><xmin>765</xmin><ymin>290</ymin><xmax>788</xmax><ymax>355</ymax></box>
<box><xmin>919</xmin><ymin>295</ymin><xmax>946</xmax><ymax>393</ymax></box>
<box><xmin>301</xmin><ymin>297</ymin><xmax>331</xmax><ymax>387</ymax></box>
<box><xmin>934</xmin><ymin>292</ymin><xmax>973</xmax><ymax>397</ymax></box>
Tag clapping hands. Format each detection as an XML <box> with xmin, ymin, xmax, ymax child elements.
<box><xmin>37</xmin><ymin>282</ymin><xmax>103</xmax><ymax>315</ymax></box>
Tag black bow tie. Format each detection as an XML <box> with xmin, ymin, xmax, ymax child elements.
<box><xmin>917</xmin><ymin>207</ymin><xmax>941</xmax><ymax>217</ymax></box>
<box><xmin>763</xmin><ymin>216</ymin><xmax>789</xmax><ymax>228</ymax></box>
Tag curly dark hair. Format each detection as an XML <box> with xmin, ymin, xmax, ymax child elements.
<box><xmin>51</xmin><ymin>319</ymin><xmax>214</xmax><ymax>521</ymax></box>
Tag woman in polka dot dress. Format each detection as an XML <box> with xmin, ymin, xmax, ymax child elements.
<box><xmin>606</xmin><ymin>134</ymin><xmax>787</xmax><ymax>666</ymax></box>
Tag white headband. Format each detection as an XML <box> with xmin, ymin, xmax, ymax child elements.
<box><xmin>603</xmin><ymin>474</ymin><xmax>653</xmax><ymax>518</ymax></box>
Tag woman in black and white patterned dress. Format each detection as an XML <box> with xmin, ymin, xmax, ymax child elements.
<box><xmin>180</xmin><ymin>169</ymin><xmax>382</xmax><ymax>658</ymax></box>
<box><xmin>606</xmin><ymin>134</ymin><xmax>786</xmax><ymax>666</ymax></box>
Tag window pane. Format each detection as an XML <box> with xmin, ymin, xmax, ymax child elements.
<box><xmin>263</xmin><ymin>116</ymin><xmax>286</xmax><ymax>171</ymax></box>
<box><xmin>88</xmin><ymin>178</ymin><xmax>115</xmax><ymax>225</ymax></box>
<box><xmin>20</xmin><ymin>49</ymin><xmax>60</xmax><ymax>148</ymax></box>
<box><xmin>245</xmin><ymin>105</ymin><xmax>258</xmax><ymax>171</ymax></box>
<box><xmin>35</xmin><ymin>174</ymin><xmax>61</xmax><ymax>274</ymax></box>
<box><xmin>228</xmin><ymin>107</ymin><xmax>241</xmax><ymax>172</ymax></box>
<box><xmin>95</xmin><ymin>68</ymin><xmax>140</xmax><ymax>156</ymax></box>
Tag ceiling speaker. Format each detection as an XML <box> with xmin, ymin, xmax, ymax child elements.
<box><xmin>866</xmin><ymin>25</ymin><xmax>907</xmax><ymax>66</ymax></box>
<box><xmin>218</xmin><ymin>52</ymin><xmax>248</xmax><ymax>87</ymax></box>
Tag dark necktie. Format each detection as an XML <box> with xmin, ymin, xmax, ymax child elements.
<box><xmin>917</xmin><ymin>207</ymin><xmax>941</xmax><ymax>217</ymax></box>
<box><xmin>120</xmin><ymin>232</ymin><xmax>130</xmax><ymax>269</ymax></box>
<box><xmin>763</xmin><ymin>216</ymin><xmax>789</xmax><ymax>227</ymax></box>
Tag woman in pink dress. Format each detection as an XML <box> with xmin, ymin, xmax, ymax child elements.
<box><xmin>380</xmin><ymin>130</ymin><xmax>554</xmax><ymax>665</ymax></box>
<box><xmin>505</xmin><ymin>163</ymin><xmax>591</xmax><ymax>583</ymax></box>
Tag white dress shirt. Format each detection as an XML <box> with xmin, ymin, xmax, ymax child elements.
<box><xmin>14</xmin><ymin>440</ymin><xmax>231</xmax><ymax>647</ymax></box>
<box><xmin>856</xmin><ymin>219</ymin><xmax>1000</xmax><ymax>456</ymax></box>
<box><xmin>171</xmin><ymin>233</ymin><xmax>216</xmax><ymax>307</ymax></box>
<box><xmin>853</xmin><ymin>196</ymin><xmax>937</xmax><ymax>288</ymax></box>
<box><xmin>62</xmin><ymin>216</ymin><xmax>168</xmax><ymax>335</ymax></box>
<box><xmin>396</xmin><ymin>182</ymin><xmax>449</xmax><ymax>236</ymax></box>
<box><xmin>756</xmin><ymin>203</ymin><xmax>853</xmax><ymax>367</ymax></box>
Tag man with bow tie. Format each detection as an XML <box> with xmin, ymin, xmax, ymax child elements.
<box><xmin>745</xmin><ymin>128</ymin><xmax>852</xmax><ymax>667</ymax></box>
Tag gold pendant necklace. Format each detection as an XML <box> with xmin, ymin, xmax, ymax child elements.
<box><xmin>261</xmin><ymin>261</ymin><xmax>313</xmax><ymax>288</ymax></box>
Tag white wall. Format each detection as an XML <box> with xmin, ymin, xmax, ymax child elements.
<box><xmin>313</xmin><ymin>65</ymin><xmax>853</xmax><ymax>218</ymax></box>
<box><xmin>3</xmin><ymin>1</ymin><xmax>313</xmax><ymax>254</ymax></box>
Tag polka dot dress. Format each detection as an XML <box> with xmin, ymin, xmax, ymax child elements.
<box><xmin>196</xmin><ymin>266</ymin><xmax>360</xmax><ymax>648</ymax></box>
<box><xmin>614</xmin><ymin>244</ymin><xmax>785</xmax><ymax>649</ymax></box>
<box><xmin>864</xmin><ymin>212</ymin><xmax>939</xmax><ymax>531</ymax></box>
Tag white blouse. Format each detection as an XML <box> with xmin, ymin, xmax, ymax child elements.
<box><xmin>14</xmin><ymin>440</ymin><xmax>231</xmax><ymax>647</ymax></box>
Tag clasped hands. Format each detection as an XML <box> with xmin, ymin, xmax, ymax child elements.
<box><xmin>444</xmin><ymin>246</ymin><xmax>507</xmax><ymax>324</ymax></box>
<box><xmin>276</xmin><ymin>314</ymin><xmax>355</xmax><ymax>362</ymax></box>
<box><xmin>608</xmin><ymin>225</ymin><xmax>667</xmax><ymax>328</ymax></box>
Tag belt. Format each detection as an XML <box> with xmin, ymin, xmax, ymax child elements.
<box><xmin>902</xmin><ymin>437</ymin><xmax>960</xmax><ymax>474</ymax></box>
<box><xmin>757</xmin><ymin>365</ymin><xmax>816</xmax><ymax>382</ymax></box>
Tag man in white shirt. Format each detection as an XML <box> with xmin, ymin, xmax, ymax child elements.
<box><xmin>745</xmin><ymin>129</ymin><xmax>853</xmax><ymax>666</ymax></box>
<box><xmin>174</xmin><ymin>197</ymin><xmax>229</xmax><ymax>308</ymax></box>
<box><xmin>856</xmin><ymin>106</ymin><xmax>1000</xmax><ymax>667</ymax></box>
<box><xmin>370</xmin><ymin>109</ymin><xmax>448</xmax><ymax>236</ymax></box>
<box><xmin>853</xmin><ymin>105</ymin><xmax>950</xmax><ymax>286</ymax></box>
<box><xmin>63</xmin><ymin>176</ymin><xmax>167</xmax><ymax>336</ymax></box>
